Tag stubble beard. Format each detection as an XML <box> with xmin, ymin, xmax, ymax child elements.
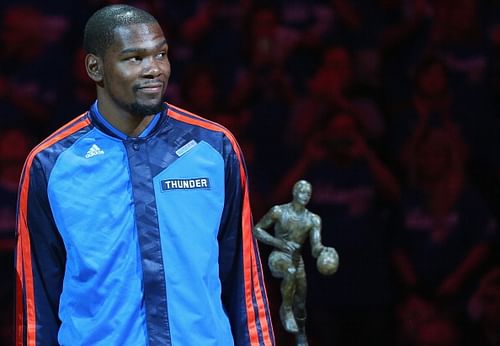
<box><xmin>126</xmin><ymin>100</ymin><xmax>165</xmax><ymax>118</ymax></box>
<box><xmin>109</xmin><ymin>86</ymin><xmax>166</xmax><ymax>118</ymax></box>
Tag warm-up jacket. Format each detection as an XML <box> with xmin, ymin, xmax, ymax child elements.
<box><xmin>15</xmin><ymin>102</ymin><xmax>275</xmax><ymax>346</ymax></box>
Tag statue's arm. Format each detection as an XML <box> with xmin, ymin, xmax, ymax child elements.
<box><xmin>309</xmin><ymin>214</ymin><xmax>325</xmax><ymax>258</ymax></box>
<box><xmin>253</xmin><ymin>206</ymin><xmax>285</xmax><ymax>250</ymax></box>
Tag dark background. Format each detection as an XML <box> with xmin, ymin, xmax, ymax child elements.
<box><xmin>1</xmin><ymin>0</ymin><xmax>500</xmax><ymax>345</ymax></box>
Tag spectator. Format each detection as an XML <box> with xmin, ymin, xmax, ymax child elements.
<box><xmin>386</xmin><ymin>55</ymin><xmax>467</xmax><ymax>174</ymax></box>
<box><xmin>230</xmin><ymin>6</ymin><xmax>298</xmax><ymax>182</ymax></box>
<box><xmin>429</xmin><ymin>0</ymin><xmax>487</xmax><ymax>93</ymax></box>
<box><xmin>53</xmin><ymin>47</ymin><xmax>97</xmax><ymax>127</ymax></box>
<box><xmin>0</xmin><ymin>5</ymin><xmax>70</xmax><ymax>139</ymax></box>
<box><xmin>285</xmin><ymin>45</ymin><xmax>385</xmax><ymax>159</ymax></box>
<box><xmin>392</xmin><ymin>128</ymin><xmax>497</xmax><ymax>344</ymax></box>
<box><xmin>467</xmin><ymin>267</ymin><xmax>500</xmax><ymax>346</ymax></box>
<box><xmin>396</xmin><ymin>295</ymin><xmax>461</xmax><ymax>346</ymax></box>
<box><xmin>378</xmin><ymin>0</ymin><xmax>434</xmax><ymax>106</ymax></box>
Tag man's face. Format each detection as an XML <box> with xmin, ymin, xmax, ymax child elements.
<box><xmin>293</xmin><ymin>183</ymin><xmax>312</xmax><ymax>206</ymax></box>
<box><xmin>100</xmin><ymin>22</ymin><xmax>170</xmax><ymax>117</ymax></box>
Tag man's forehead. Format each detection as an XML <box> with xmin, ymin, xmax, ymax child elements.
<box><xmin>295</xmin><ymin>183</ymin><xmax>311</xmax><ymax>192</ymax></box>
<box><xmin>111</xmin><ymin>22</ymin><xmax>166</xmax><ymax>50</ymax></box>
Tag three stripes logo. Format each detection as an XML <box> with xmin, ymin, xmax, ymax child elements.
<box><xmin>85</xmin><ymin>144</ymin><xmax>104</xmax><ymax>159</ymax></box>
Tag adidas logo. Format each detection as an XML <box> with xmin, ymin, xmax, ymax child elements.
<box><xmin>85</xmin><ymin>144</ymin><xmax>104</xmax><ymax>158</ymax></box>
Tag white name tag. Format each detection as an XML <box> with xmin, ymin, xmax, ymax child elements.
<box><xmin>175</xmin><ymin>139</ymin><xmax>197</xmax><ymax>157</ymax></box>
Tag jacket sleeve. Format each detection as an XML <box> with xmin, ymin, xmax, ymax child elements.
<box><xmin>218</xmin><ymin>143</ymin><xmax>275</xmax><ymax>346</ymax></box>
<box><xmin>15</xmin><ymin>155</ymin><xmax>66</xmax><ymax>346</ymax></box>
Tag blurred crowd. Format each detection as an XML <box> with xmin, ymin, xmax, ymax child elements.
<box><xmin>1</xmin><ymin>0</ymin><xmax>500</xmax><ymax>345</ymax></box>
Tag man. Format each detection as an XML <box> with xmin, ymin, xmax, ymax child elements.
<box><xmin>253</xmin><ymin>180</ymin><xmax>334</xmax><ymax>346</ymax></box>
<box><xmin>15</xmin><ymin>5</ymin><xmax>274</xmax><ymax>346</ymax></box>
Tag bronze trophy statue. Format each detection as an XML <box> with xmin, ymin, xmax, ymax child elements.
<box><xmin>253</xmin><ymin>180</ymin><xmax>339</xmax><ymax>346</ymax></box>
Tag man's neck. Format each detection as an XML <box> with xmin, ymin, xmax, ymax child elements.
<box><xmin>94</xmin><ymin>101</ymin><xmax>157</xmax><ymax>137</ymax></box>
<box><xmin>116</xmin><ymin>114</ymin><xmax>155</xmax><ymax>137</ymax></box>
<box><xmin>291</xmin><ymin>202</ymin><xmax>306</xmax><ymax>213</ymax></box>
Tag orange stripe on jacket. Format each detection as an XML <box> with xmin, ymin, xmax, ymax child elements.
<box><xmin>245</xmin><ymin>189</ymin><xmax>274</xmax><ymax>344</ymax></box>
<box><xmin>16</xmin><ymin>115</ymin><xmax>90</xmax><ymax>346</ymax></box>
<box><xmin>167</xmin><ymin>106</ymin><xmax>273</xmax><ymax>345</ymax></box>
<box><xmin>242</xmin><ymin>181</ymin><xmax>274</xmax><ymax>345</ymax></box>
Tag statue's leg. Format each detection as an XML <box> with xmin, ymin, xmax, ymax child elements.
<box><xmin>269</xmin><ymin>251</ymin><xmax>300</xmax><ymax>333</ymax></box>
<box><xmin>294</xmin><ymin>258</ymin><xmax>308</xmax><ymax>346</ymax></box>
<box><xmin>279</xmin><ymin>266</ymin><xmax>299</xmax><ymax>333</ymax></box>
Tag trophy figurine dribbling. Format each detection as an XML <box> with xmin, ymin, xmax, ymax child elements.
<box><xmin>253</xmin><ymin>180</ymin><xmax>339</xmax><ymax>346</ymax></box>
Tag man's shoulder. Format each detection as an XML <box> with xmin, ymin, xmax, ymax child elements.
<box><xmin>165</xmin><ymin>103</ymin><xmax>233</xmax><ymax>136</ymax></box>
<box><xmin>270</xmin><ymin>203</ymin><xmax>292</xmax><ymax>215</ymax></box>
<box><xmin>165</xmin><ymin>103</ymin><xmax>207</xmax><ymax>120</ymax></box>
<box><xmin>307</xmin><ymin>210</ymin><xmax>321</xmax><ymax>224</ymax></box>
<box><xmin>30</xmin><ymin>113</ymin><xmax>92</xmax><ymax>162</ymax></box>
<box><xmin>165</xmin><ymin>103</ymin><xmax>244</xmax><ymax>158</ymax></box>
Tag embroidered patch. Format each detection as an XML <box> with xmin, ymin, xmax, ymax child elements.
<box><xmin>161</xmin><ymin>178</ymin><xmax>210</xmax><ymax>191</ymax></box>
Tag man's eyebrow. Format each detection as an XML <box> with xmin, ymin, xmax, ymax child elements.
<box><xmin>120</xmin><ymin>39</ymin><xmax>168</xmax><ymax>55</ymax></box>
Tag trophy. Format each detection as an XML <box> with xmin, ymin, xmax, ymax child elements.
<box><xmin>253</xmin><ymin>180</ymin><xmax>339</xmax><ymax>346</ymax></box>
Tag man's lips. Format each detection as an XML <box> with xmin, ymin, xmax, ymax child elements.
<box><xmin>136</xmin><ymin>82</ymin><xmax>164</xmax><ymax>93</ymax></box>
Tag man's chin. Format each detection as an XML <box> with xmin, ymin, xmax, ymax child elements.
<box><xmin>128</xmin><ymin>101</ymin><xmax>165</xmax><ymax>117</ymax></box>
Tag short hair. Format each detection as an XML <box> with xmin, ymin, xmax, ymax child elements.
<box><xmin>293</xmin><ymin>180</ymin><xmax>311</xmax><ymax>193</ymax></box>
<box><xmin>83</xmin><ymin>4</ymin><xmax>158</xmax><ymax>57</ymax></box>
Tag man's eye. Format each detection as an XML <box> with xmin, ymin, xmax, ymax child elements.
<box><xmin>127</xmin><ymin>56</ymin><xmax>142</xmax><ymax>63</ymax></box>
<box><xmin>156</xmin><ymin>52</ymin><xmax>167</xmax><ymax>59</ymax></box>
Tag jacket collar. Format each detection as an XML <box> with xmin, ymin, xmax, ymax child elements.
<box><xmin>89</xmin><ymin>100</ymin><xmax>166</xmax><ymax>139</ymax></box>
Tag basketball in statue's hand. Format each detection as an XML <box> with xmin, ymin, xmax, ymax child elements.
<box><xmin>316</xmin><ymin>247</ymin><xmax>339</xmax><ymax>275</ymax></box>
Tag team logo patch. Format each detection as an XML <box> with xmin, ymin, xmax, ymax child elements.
<box><xmin>161</xmin><ymin>178</ymin><xmax>210</xmax><ymax>191</ymax></box>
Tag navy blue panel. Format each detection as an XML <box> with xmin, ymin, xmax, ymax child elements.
<box><xmin>125</xmin><ymin>137</ymin><xmax>171</xmax><ymax>346</ymax></box>
<box><xmin>28</xmin><ymin>158</ymin><xmax>65</xmax><ymax>346</ymax></box>
<box><xmin>216</xmin><ymin>149</ymin><xmax>251</xmax><ymax>345</ymax></box>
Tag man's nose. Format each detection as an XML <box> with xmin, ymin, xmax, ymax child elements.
<box><xmin>143</xmin><ymin>57</ymin><xmax>161</xmax><ymax>77</ymax></box>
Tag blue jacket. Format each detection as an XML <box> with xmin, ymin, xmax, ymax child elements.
<box><xmin>15</xmin><ymin>103</ymin><xmax>275</xmax><ymax>346</ymax></box>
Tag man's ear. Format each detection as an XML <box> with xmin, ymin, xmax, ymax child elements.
<box><xmin>85</xmin><ymin>53</ymin><xmax>103</xmax><ymax>83</ymax></box>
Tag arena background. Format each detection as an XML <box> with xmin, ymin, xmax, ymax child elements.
<box><xmin>1</xmin><ymin>1</ymin><xmax>500</xmax><ymax>345</ymax></box>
